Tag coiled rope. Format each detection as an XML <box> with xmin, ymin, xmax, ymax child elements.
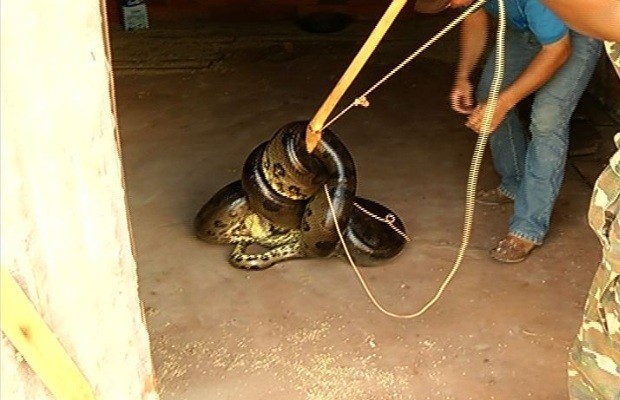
<box><xmin>326</xmin><ymin>0</ymin><xmax>506</xmax><ymax>318</ymax></box>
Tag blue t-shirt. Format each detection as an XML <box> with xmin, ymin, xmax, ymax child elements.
<box><xmin>484</xmin><ymin>0</ymin><xmax>568</xmax><ymax>45</ymax></box>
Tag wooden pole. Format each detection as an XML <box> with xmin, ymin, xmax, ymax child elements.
<box><xmin>305</xmin><ymin>0</ymin><xmax>408</xmax><ymax>153</ymax></box>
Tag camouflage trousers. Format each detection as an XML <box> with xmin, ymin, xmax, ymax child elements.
<box><xmin>567</xmin><ymin>144</ymin><xmax>620</xmax><ymax>399</ymax></box>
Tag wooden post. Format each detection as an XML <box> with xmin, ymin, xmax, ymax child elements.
<box><xmin>305</xmin><ymin>0</ymin><xmax>408</xmax><ymax>153</ymax></box>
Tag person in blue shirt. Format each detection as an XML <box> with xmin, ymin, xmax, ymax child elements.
<box><xmin>449</xmin><ymin>0</ymin><xmax>602</xmax><ymax>263</ymax></box>
<box><xmin>419</xmin><ymin>0</ymin><xmax>617</xmax><ymax>395</ymax></box>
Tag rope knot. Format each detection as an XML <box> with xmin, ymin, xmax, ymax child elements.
<box><xmin>352</xmin><ymin>202</ymin><xmax>410</xmax><ymax>242</ymax></box>
<box><xmin>353</xmin><ymin>96</ymin><xmax>370</xmax><ymax>108</ymax></box>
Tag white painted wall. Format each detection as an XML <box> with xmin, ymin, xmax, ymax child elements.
<box><xmin>0</xmin><ymin>0</ymin><xmax>158</xmax><ymax>398</ymax></box>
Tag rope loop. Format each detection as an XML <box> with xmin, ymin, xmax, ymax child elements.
<box><xmin>324</xmin><ymin>0</ymin><xmax>506</xmax><ymax>319</ymax></box>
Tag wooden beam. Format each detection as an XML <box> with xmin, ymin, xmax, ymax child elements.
<box><xmin>306</xmin><ymin>0</ymin><xmax>408</xmax><ymax>153</ymax></box>
<box><xmin>0</xmin><ymin>268</ymin><xmax>96</xmax><ymax>400</ymax></box>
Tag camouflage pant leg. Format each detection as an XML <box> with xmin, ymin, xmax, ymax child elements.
<box><xmin>567</xmin><ymin>161</ymin><xmax>620</xmax><ymax>400</ymax></box>
<box><xmin>567</xmin><ymin>261</ymin><xmax>620</xmax><ymax>399</ymax></box>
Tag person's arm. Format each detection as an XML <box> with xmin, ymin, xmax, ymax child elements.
<box><xmin>466</xmin><ymin>33</ymin><xmax>571</xmax><ymax>132</ymax></box>
<box><xmin>543</xmin><ymin>0</ymin><xmax>620</xmax><ymax>42</ymax></box>
<box><xmin>450</xmin><ymin>8</ymin><xmax>489</xmax><ymax>114</ymax></box>
<box><xmin>501</xmin><ymin>33</ymin><xmax>571</xmax><ymax>107</ymax></box>
<box><xmin>456</xmin><ymin>8</ymin><xmax>489</xmax><ymax>83</ymax></box>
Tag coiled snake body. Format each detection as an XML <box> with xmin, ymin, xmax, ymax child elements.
<box><xmin>194</xmin><ymin>121</ymin><xmax>407</xmax><ymax>269</ymax></box>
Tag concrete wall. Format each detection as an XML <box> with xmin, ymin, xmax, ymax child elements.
<box><xmin>0</xmin><ymin>1</ymin><xmax>158</xmax><ymax>399</ymax></box>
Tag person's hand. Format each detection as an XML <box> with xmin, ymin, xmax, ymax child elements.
<box><xmin>465</xmin><ymin>97</ymin><xmax>511</xmax><ymax>134</ymax></box>
<box><xmin>450</xmin><ymin>77</ymin><xmax>475</xmax><ymax>114</ymax></box>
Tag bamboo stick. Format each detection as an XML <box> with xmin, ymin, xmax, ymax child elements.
<box><xmin>306</xmin><ymin>0</ymin><xmax>408</xmax><ymax>153</ymax></box>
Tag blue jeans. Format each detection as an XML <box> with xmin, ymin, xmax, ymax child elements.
<box><xmin>476</xmin><ymin>27</ymin><xmax>601</xmax><ymax>245</ymax></box>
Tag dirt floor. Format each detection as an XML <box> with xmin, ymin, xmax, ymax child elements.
<box><xmin>110</xmin><ymin>12</ymin><xmax>619</xmax><ymax>400</ymax></box>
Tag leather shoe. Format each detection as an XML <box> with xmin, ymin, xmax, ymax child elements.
<box><xmin>490</xmin><ymin>234</ymin><xmax>536</xmax><ymax>263</ymax></box>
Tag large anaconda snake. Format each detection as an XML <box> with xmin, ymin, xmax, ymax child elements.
<box><xmin>194</xmin><ymin>121</ymin><xmax>408</xmax><ymax>269</ymax></box>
